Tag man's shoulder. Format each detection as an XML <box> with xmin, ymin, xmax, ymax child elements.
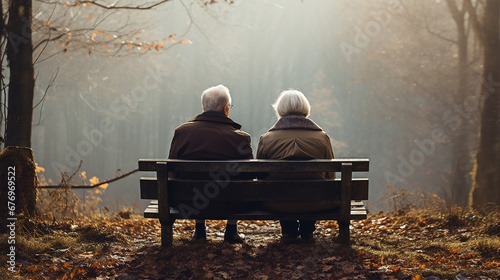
<box><xmin>175</xmin><ymin>120</ymin><xmax>196</xmax><ymax>129</ymax></box>
<box><xmin>234</xmin><ymin>129</ymin><xmax>251</xmax><ymax>138</ymax></box>
<box><xmin>173</xmin><ymin>120</ymin><xmax>197</xmax><ymax>134</ymax></box>
<box><xmin>174</xmin><ymin>119</ymin><xmax>251</xmax><ymax>139</ymax></box>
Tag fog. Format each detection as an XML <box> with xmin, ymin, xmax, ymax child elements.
<box><xmin>28</xmin><ymin>0</ymin><xmax>477</xmax><ymax>212</ymax></box>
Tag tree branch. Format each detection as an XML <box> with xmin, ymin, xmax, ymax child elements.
<box><xmin>423</xmin><ymin>18</ymin><xmax>456</xmax><ymax>44</ymax></box>
<box><xmin>39</xmin><ymin>168</ymin><xmax>139</xmax><ymax>189</ymax></box>
<box><xmin>77</xmin><ymin>0</ymin><xmax>174</xmax><ymax>10</ymax></box>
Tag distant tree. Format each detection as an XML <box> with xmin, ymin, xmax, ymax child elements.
<box><xmin>466</xmin><ymin>0</ymin><xmax>500</xmax><ymax>207</ymax></box>
<box><xmin>341</xmin><ymin>0</ymin><xmax>479</xmax><ymax>203</ymax></box>
<box><xmin>442</xmin><ymin>0</ymin><xmax>480</xmax><ymax>207</ymax></box>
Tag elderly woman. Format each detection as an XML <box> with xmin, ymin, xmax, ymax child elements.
<box><xmin>257</xmin><ymin>89</ymin><xmax>336</xmax><ymax>241</ymax></box>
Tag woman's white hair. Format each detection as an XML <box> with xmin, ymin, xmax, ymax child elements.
<box><xmin>201</xmin><ymin>84</ymin><xmax>232</xmax><ymax>113</ymax></box>
<box><xmin>272</xmin><ymin>89</ymin><xmax>311</xmax><ymax>118</ymax></box>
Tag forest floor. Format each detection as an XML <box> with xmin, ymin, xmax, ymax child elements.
<box><xmin>1</xmin><ymin>208</ymin><xmax>500</xmax><ymax>280</ymax></box>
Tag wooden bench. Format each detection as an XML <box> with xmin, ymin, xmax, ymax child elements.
<box><xmin>138</xmin><ymin>159</ymin><xmax>369</xmax><ymax>247</ymax></box>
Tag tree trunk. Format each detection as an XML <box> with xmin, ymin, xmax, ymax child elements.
<box><xmin>0</xmin><ymin>146</ymin><xmax>38</xmax><ymax>234</ymax></box>
<box><xmin>471</xmin><ymin>0</ymin><xmax>500</xmax><ymax>208</ymax></box>
<box><xmin>452</xmin><ymin>16</ymin><xmax>473</xmax><ymax>207</ymax></box>
<box><xmin>445</xmin><ymin>0</ymin><xmax>474</xmax><ymax>207</ymax></box>
<box><xmin>5</xmin><ymin>0</ymin><xmax>35</xmax><ymax>148</ymax></box>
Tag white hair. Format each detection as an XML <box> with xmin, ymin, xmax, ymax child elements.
<box><xmin>272</xmin><ymin>89</ymin><xmax>311</xmax><ymax>118</ymax></box>
<box><xmin>201</xmin><ymin>84</ymin><xmax>232</xmax><ymax>113</ymax></box>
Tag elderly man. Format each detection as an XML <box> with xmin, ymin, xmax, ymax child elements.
<box><xmin>168</xmin><ymin>84</ymin><xmax>253</xmax><ymax>243</ymax></box>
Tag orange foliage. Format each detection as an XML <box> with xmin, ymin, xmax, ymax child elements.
<box><xmin>449</xmin><ymin>247</ymin><xmax>460</xmax><ymax>254</ymax></box>
<box><xmin>483</xmin><ymin>261</ymin><xmax>500</xmax><ymax>268</ymax></box>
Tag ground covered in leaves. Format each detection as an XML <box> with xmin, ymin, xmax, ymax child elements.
<box><xmin>1</xmin><ymin>209</ymin><xmax>499</xmax><ymax>280</ymax></box>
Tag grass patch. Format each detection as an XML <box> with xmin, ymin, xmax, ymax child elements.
<box><xmin>473</xmin><ymin>237</ymin><xmax>500</xmax><ymax>258</ymax></box>
<box><xmin>76</xmin><ymin>224</ymin><xmax>122</xmax><ymax>243</ymax></box>
<box><xmin>419</xmin><ymin>268</ymin><xmax>461</xmax><ymax>279</ymax></box>
<box><xmin>483</xmin><ymin>222</ymin><xmax>500</xmax><ymax>237</ymax></box>
<box><xmin>16</xmin><ymin>235</ymin><xmax>77</xmax><ymax>259</ymax></box>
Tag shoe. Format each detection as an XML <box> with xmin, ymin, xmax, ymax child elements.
<box><xmin>281</xmin><ymin>233</ymin><xmax>298</xmax><ymax>244</ymax></box>
<box><xmin>224</xmin><ymin>224</ymin><xmax>245</xmax><ymax>244</ymax></box>
<box><xmin>300</xmin><ymin>233</ymin><xmax>314</xmax><ymax>241</ymax></box>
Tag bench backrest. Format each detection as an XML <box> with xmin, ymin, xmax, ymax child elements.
<box><xmin>139</xmin><ymin>159</ymin><xmax>369</xmax><ymax>202</ymax></box>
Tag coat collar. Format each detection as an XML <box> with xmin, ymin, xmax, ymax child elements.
<box><xmin>191</xmin><ymin>111</ymin><xmax>242</xmax><ymax>129</ymax></box>
<box><xmin>269</xmin><ymin>115</ymin><xmax>323</xmax><ymax>131</ymax></box>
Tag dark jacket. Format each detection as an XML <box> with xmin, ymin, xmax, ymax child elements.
<box><xmin>168</xmin><ymin>111</ymin><xmax>253</xmax><ymax>216</ymax></box>
<box><xmin>256</xmin><ymin>115</ymin><xmax>337</xmax><ymax>213</ymax></box>
<box><xmin>169</xmin><ymin>111</ymin><xmax>253</xmax><ymax>160</ymax></box>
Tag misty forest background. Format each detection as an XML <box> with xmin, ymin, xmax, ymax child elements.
<box><xmin>1</xmin><ymin>0</ymin><xmax>497</xmax><ymax>213</ymax></box>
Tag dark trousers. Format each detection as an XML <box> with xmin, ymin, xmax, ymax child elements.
<box><xmin>280</xmin><ymin>220</ymin><xmax>316</xmax><ymax>236</ymax></box>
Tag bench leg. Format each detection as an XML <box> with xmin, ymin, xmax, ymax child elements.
<box><xmin>160</xmin><ymin>220</ymin><xmax>174</xmax><ymax>247</ymax></box>
<box><xmin>338</xmin><ymin>222</ymin><xmax>350</xmax><ymax>245</ymax></box>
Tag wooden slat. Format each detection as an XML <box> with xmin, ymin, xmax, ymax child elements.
<box><xmin>139</xmin><ymin>159</ymin><xmax>369</xmax><ymax>173</ymax></box>
<box><xmin>141</xmin><ymin>178</ymin><xmax>368</xmax><ymax>201</ymax></box>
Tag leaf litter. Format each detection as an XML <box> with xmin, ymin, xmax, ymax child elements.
<box><xmin>1</xmin><ymin>210</ymin><xmax>499</xmax><ymax>280</ymax></box>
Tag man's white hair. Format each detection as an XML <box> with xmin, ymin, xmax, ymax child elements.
<box><xmin>272</xmin><ymin>89</ymin><xmax>311</xmax><ymax>118</ymax></box>
<box><xmin>201</xmin><ymin>84</ymin><xmax>232</xmax><ymax>113</ymax></box>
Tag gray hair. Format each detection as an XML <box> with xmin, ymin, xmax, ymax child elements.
<box><xmin>272</xmin><ymin>89</ymin><xmax>311</xmax><ymax>118</ymax></box>
<box><xmin>201</xmin><ymin>84</ymin><xmax>232</xmax><ymax>113</ymax></box>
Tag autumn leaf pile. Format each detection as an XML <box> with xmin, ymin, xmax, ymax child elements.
<box><xmin>1</xmin><ymin>209</ymin><xmax>499</xmax><ymax>280</ymax></box>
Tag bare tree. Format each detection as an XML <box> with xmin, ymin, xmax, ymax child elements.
<box><xmin>465</xmin><ymin>0</ymin><xmax>500</xmax><ymax>207</ymax></box>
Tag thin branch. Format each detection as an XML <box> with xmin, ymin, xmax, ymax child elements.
<box><xmin>423</xmin><ymin>19</ymin><xmax>457</xmax><ymax>44</ymax></box>
<box><xmin>77</xmin><ymin>0</ymin><xmax>174</xmax><ymax>10</ymax></box>
<box><xmin>39</xmin><ymin>168</ymin><xmax>139</xmax><ymax>189</ymax></box>
<box><xmin>33</xmin><ymin>68</ymin><xmax>58</xmax><ymax>126</ymax></box>
<box><xmin>32</xmin><ymin>32</ymin><xmax>66</xmax><ymax>52</ymax></box>
<box><xmin>34</xmin><ymin>0</ymin><xmax>174</xmax><ymax>10</ymax></box>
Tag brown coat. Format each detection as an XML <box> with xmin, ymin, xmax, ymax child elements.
<box><xmin>168</xmin><ymin>111</ymin><xmax>253</xmax><ymax>215</ymax></box>
<box><xmin>257</xmin><ymin>115</ymin><xmax>335</xmax><ymax>178</ymax></box>
<box><xmin>256</xmin><ymin>115</ymin><xmax>337</xmax><ymax>212</ymax></box>
<box><xmin>169</xmin><ymin>111</ymin><xmax>253</xmax><ymax>160</ymax></box>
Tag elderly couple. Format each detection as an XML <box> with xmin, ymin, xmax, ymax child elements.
<box><xmin>168</xmin><ymin>84</ymin><xmax>335</xmax><ymax>243</ymax></box>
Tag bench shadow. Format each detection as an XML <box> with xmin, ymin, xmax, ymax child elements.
<box><xmin>116</xmin><ymin>234</ymin><xmax>378</xmax><ymax>279</ymax></box>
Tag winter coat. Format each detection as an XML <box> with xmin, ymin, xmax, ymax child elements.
<box><xmin>256</xmin><ymin>114</ymin><xmax>337</xmax><ymax>213</ymax></box>
<box><xmin>168</xmin><ymin>111</ymin><xmax>253</xmax><ymax>216</ymax></box>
